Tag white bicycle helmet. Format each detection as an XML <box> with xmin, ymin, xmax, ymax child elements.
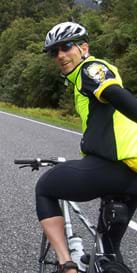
<box><xmin>44</xmin><ymin>22</ymin><xmax>88</xmax><ymax>52</ymax></box>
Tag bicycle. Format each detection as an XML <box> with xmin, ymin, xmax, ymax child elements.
<box><xmin>14</xmin><ymin>157</ymin><xmax>136</xmax><ymax>273</ymax></box>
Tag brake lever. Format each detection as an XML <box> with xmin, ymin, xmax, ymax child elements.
<box><xmin>19</xmin><ymin>165</ymin><xmax>31</xmax><ymax>169</ymax></box>
<box><xmin>19</xmin><ymin>164</ymin><xmax>39</xmax><ymax>171</ymax></box>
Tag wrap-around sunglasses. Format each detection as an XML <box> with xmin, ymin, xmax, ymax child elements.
<box><xmin>48</xmin><ymin>41</ymin><xmax>75</xmax><ymax>57</ymax></box>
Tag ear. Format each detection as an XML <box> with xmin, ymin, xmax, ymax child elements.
<box><xmin>80</xmin><ymin>43</ymin><xmax>89</xmax><ymax>55</ymax></box>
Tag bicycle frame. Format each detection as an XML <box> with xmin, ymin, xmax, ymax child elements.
<box><xmin>60</xmin><ymin>197</ymin><xmax>131</xmax><ymax>273</ymax></box>
<box><xmin>38</xmin><ymin>196</ymin><xmax>133</xmax><ymax>273</ymax></box>
<box><xmin>14</xmin><ymin>157</ymin><xmax>134</xmax><ymax>273</ymax></box>
<box><xmin>61</xmin><ymin>200</ymin><xmax>96</xmax><ymax>237</ymax></box>
<box><xmin>61</xmin><ymin>200</ymin><xmax>98</xmax><ymax>272</ymax></box>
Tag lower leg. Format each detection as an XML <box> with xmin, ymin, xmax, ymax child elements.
<box><xmin>40</xmin><ymin>216</ymin><xmax>77</xmax><ymax>273</ymax></box>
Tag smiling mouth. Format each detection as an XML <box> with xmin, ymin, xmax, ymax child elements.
<box><xmin>62</xmin><ymin>62</ymin><xmax>70</xmax><ymax>66</ymax></box>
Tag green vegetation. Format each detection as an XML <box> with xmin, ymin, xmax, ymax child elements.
<box><xmin>0</xmin><ymin>0</ymin><xmax>137</xmax><ymax>117</ymax></box>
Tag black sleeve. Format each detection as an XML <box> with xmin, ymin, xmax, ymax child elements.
<box><xmin>102</xmin><ymin>85</ymin><xmax>137</xmax><ymax>122</ymax></box>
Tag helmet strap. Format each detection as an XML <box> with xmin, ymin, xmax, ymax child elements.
<box><xmin>76</xmin><ymin>44</ymin><xmax>89</xmax><ymax>61</ymax></box>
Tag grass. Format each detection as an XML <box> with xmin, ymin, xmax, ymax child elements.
<box><xmin>0</xmin><ymin>102</ymin><xmax>81</xmax><ymax>131</ymax></box>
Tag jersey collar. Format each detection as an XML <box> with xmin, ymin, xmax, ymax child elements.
<box><xmin>66</xmin><ymin>56</ymin><xmax>95</xmax><ymax>84</ymax></box>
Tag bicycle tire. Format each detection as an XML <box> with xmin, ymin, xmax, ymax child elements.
<box><xmin>39</xmin><ymin>232</ymin><xmax>58</xmax><ymax>273</ymax></box>
<box><xmin>103</xmin><ymin>261</ymin><xmax>133</xmax><ymax>273</ymax></box>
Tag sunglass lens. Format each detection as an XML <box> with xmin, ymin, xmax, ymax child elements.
<box><xmin>61</xmin><ymin>42</ymin><xmax>74</xmax><ymax>52</ymax></box>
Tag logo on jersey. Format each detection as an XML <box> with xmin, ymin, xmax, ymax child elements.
<box><xmin>86</xmin><ymin>63</ymin><xmax>108</xmax><ymax>83</ymax></box>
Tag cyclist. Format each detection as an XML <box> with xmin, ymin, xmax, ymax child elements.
<box><xmin>36</xmin><ymin>22</ymin><xmax>137</xmax><ymax>273</ymax></box>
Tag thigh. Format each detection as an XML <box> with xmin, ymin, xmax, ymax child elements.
<box><xmin>36</xmin><ymin>155</ymin><xmax>137</xmax><ymax>202</ymax></box>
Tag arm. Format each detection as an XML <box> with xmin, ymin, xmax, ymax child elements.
<box><xmin>101</xmin><ymin>85</ymin><xmax>137</xmax><ymax>122</ymax></box>
<box><xmin>80</xmin><ymin>61</ymin><xmax>137</xmax><ymax>122</ymax></box>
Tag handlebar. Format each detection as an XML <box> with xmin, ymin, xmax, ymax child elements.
<box><xmin>14</xmin><ymin>157</ymin><xmax>66</xmax><ymax>171</ymax></box>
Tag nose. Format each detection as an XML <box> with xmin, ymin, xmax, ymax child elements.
<box><xmin>57</xmin><ymin>48</ymin><xmax>66</xmax><ymax>59</ymax></box>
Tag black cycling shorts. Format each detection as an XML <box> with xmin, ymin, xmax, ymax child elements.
<box><xmin>35</xmin><ymin>155</ymin><xmax>137</xmax><ymax>221</ymax></box>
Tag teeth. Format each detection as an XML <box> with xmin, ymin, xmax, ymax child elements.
<box><xmin>61</xmin><ymin>62</ymin><xmax>69</xmax><ymax>65</ymax></box>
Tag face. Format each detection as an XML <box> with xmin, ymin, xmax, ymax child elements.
<box><xmin>48</xmin><ymin>41</ymin><xmax>89</xmax><ymax>75</ymax></box>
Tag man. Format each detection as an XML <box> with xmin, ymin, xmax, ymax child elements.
<box><xmin>36</xmin><ymin>22</ymin><xmax>137</xmax><ymax>273</ymax></box>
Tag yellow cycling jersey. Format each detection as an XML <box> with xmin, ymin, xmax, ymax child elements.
<box><xmin>66</xmin><ymin>56</ymin><xmax>137</xmax><ymax>172</ymax></box>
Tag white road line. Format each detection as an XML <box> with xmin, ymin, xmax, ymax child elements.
<box><xmin>0</xmin><ymin>110</ymin><xmax>82</xmax><ymax>135</ymax></box>
<box><xmin>0</xmin><ymin>110</ymin><xmax>137</xmax><ymax>231</ymax></box>
<box><xmin>129</xmin><ymin>220</ymin><xmax>137</xmax><ymax>231</ymax></box>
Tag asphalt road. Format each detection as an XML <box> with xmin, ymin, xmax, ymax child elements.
<box><xmin>0</xmin><ymin>111</ymin><xmax>136</xmax><ymax>273</ymax></box>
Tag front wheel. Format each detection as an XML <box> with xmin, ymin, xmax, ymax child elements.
<box><xmin>103</xmin><ymin>261</ymin><xmax>133</xmax><ymax>273</ymax></box>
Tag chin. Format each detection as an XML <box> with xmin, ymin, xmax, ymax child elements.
<box><xmin>61</xmin><ymin>64</ymin><xmax>74</xmax><ymax>75</ymax></box>
<box><xmin>64</xmin><ymin>67</ymin><xmax>74</xmax><ymax>75</ymax></box>
<box><xmin>62</xmin><ymin>69</ymin><xmax>70</xmax><ymax>75</ymax></box>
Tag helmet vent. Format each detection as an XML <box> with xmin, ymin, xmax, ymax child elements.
<box><xmin>75</xmin><ymin>27</ymin><xmax>81</xmax><ymax>34</ymax></box>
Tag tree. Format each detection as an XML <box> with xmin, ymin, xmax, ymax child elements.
<box><xmin>22</xmin><ymin>54</ymin><xmax>65</xmax><ymax>108</ymax></box>
<box><xmin>113</xmin><ymin>0</ymin><xmax>137</xmax><ymax>22</ymax></box>
<box><xmin>101</xmin><ymin>0</ymin><xmax>118</xmax><ymax>12</ymax></box>
<box><xmin>115</xmin><ymin>44</ymin><xmax>137</xmax><ymax>95</ymax></box>
<box><xmin>0</xmin><ymin>18</ymin><xmax>39</xmax><ymax>66</ymax></box>
<box><xmin>0</xmin><ymin>51</ymin><xmax>32</xmax><ymax>106</ymax></box>
<box><xmin>0</xmin><ymin>0</ymin><xmax>137</xmax><ymax>109</ymax></box>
